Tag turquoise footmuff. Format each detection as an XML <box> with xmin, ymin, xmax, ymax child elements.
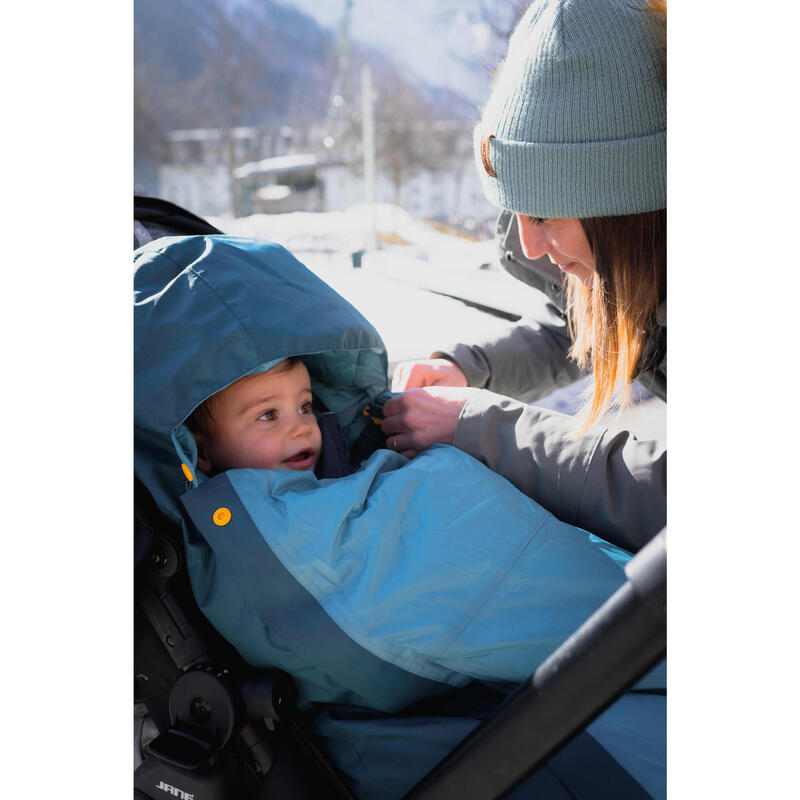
<box><xmin>134</xmin><ymin>235</ymin><xmax>665</xmax><ymax>799</ymax></box>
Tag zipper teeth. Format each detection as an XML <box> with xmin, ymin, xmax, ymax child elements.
<box><xmin>505</xmin><ymin>251</ymin><xmax>562</xmax><ymax>287</ymax></box>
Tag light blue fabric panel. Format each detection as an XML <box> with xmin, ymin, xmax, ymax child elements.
<box><xmin>226</xmin><ymin>444</ymin><xmax>634</xmax><ymax>686</ymax></box>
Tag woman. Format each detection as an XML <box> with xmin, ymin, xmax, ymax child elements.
<box><xmin>381</xmin><ymin>0</ymin><xmax>666</xmax><ymax>554</ymax></box>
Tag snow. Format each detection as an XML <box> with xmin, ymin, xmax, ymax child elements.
<box><xmin>167</xmin><ymin>127</ymin><xmax>259</xmax><ymax>142</ymax></box>
<box><xmin>255</xmin><ymin>185</ymin><xmax>292</xmax><ymax>201</ymax></box>
<box><xmin>233</xmin><ymin>153</ymin><xmax>320</xmax><ymax>179</ymax></box>
<box><xmin>209</xmin><ymin>203</ymin><xmax>533</xmax><ymax>364</ymax></box>
<box><xmin>211</xmin><ymin>203</ymin><xmax>534</xmax><ymax>310</ymax></box>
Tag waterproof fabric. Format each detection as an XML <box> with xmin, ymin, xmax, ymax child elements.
<box><xmin>134</xmin><ymin>235</ymin><xmax>665</xmax><ymax>799</ymax></box>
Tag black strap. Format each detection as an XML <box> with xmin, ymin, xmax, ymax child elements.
<box><xmin>545</xmin><ymin>731</ymin><xmax>653</xmax><ymax>799</ymax></box>
<box><xmin>134</xmin><ymin>195</ymin><xmax>224</xmax><ymax>236</ymax></box>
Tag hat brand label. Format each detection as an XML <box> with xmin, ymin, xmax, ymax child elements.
<box><xmin>480</xmin><ymin>133</ymin><xmax>497</xmax><ymax>177</ymax></box>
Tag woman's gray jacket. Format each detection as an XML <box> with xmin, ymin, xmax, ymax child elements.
<box><xmin>434</xmin><ymin>212</ymin><xmax>666</xmax><ymax>554</ymax></box>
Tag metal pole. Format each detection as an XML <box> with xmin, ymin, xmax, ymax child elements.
<box><xmin>361</xmin><ymin>65</ymin><xmax>377</xmax><ymax>251</ymax></box>
<box><xmin>403</xmin><ymin>530</ymin><xmax>667</xmax><ymax>800</ymax></box>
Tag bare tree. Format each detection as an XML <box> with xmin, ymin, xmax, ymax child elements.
<box><xmin>178</xmin><ymin>6</ymin><xmax>278</xmax><ymax>214</ymax></box>
<box><xmin>370</xmin><ymin>71</ymin><xmax>448</xmax><ymax>202</ymax></box>
<box><xmin>134</xmin><ymin>47</ymin><xmax>167</xmax><ymax>164</ymax></box>
<box><xmin>189</xmin><ymin>12</ymin><xmax>273</xmax><ymax>165</ymax></box>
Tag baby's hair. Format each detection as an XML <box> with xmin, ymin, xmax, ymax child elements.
<box><xmin>186</xmin><ymin>356</ymin><xmax>302</xmax><ymax>435</ymax></box>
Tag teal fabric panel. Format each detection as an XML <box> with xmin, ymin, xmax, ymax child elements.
<box><xmin>586</xmin><ymin>693</ymin><xmax>666</xmax><ymax>800</ymax></box>
<box><xmin>312</xmin><ymin>712</ymin><xmax>486</xmax><ymax>800</ymax></box>
<box><xmin>313</xmin><ymin>695</ymin><xmax>665</xmax><ymax>800</ymax></box>
<box><xmin>312</xmin><ymin>712</ymin><xmax>569</xmax><ymax>799</ymax></box>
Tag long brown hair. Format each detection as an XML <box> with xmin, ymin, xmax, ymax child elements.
<box><xmin>566</xmin><ymin>210</ymin><xmax>666</xmax><ymax>433</ymax></box>
<box><xmin>566</xmin><ymin>0</ymin><xmax>666</xmax><ymax>433</ymax></box>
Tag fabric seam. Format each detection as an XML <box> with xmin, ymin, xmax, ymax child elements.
<box><xmin>429</xmin><ymin>509</ymin><xmax>553</xmax><ymax>663</ymax></box>
<box><xmin>573</xmin><ymin>428</ymin><xmax>606</xmax><ymax>522</ymax></box>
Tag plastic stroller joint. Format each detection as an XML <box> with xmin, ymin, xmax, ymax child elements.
<box><xmin>169</xmin><ymin>667</ymin><xmax>243</xmax><ymax>752</ymax></box>
<box><xmin>240</xmin><ymin>670</ymin><xmax>298</xmax><ymax>722</ymax></box>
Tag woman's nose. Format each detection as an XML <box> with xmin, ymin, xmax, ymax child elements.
<box><xmin>516</xmin><ymin>213</ymin><xmax>551</xmax><ymax>260</ymax></box>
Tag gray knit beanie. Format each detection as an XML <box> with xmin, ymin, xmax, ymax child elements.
<box><xmin>475</xmin><ymin>0</ymin><xmax>666</xmax><ymax>219</ymax></box>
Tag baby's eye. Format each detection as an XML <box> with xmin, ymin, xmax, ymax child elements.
<box><xmin>258</xmin><ymin>409</ymin><xmax>278</xmax><ymax>422</ymax></box>
<box><xmin>299</xmin><ymin>402</ymin><xmax>313</xmax><ymax>415</ymax></box>
<box><xmin>527</xmin><ymin>216</ymin><xmax>548</xmax><ymax>226</ymax></box>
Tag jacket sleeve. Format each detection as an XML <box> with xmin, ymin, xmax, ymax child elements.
<box><xmin>453</xmin><ymin>390</ymin><xmax>666</xmax><ymax>553</ymax></box>
<box><xmin>433</xmin><ymin>291</ymin><xmax>586</xmax><ymax>402</ymax></box>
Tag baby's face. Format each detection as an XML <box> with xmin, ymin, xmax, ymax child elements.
<box><xmin>195</xmin><ymin>360</ymin><xmax>322</xmax><ymax>473</ymax></box>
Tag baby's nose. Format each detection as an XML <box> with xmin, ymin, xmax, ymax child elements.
<box><xmin>291</xmin><ymin>416</ymin><xmax>314</xmax><ymax>436</ymax></box>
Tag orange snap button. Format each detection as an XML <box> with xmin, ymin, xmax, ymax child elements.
<box><xmin>213</xmin><ymin>507</ymin><xmax>231</xmax><ymax>526</ymax></box>
<box><xmin>181</xmin><ymin>463</ymin><xmax>194</xmax><ymax>482</ymax></box>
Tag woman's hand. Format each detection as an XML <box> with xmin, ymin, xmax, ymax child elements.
<box><xmin>381</xmin><ymin>386</ymin><xmax>478</xmax><ymax>458</ymax></box>
<box><xmin>391</xmin><ymin>358</ymin><xmax>468</xmax><ymax>392</ymax></box>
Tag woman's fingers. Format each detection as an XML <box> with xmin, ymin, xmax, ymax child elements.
<box><xmin>391</xmin><ymin>358</ymin><xmax>468</xmax><ymax>391</ymax></box>
<box><xmin>382</xmin><ymin>386</ymin><xmax>477</xmax><ymax>452</ymax></box>
<box><xmin>381</xmin><ymin>430</ymin><xmax>415</xmax><ymax>457</ymax></box>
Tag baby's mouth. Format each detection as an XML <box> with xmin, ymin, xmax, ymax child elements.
<box><xmin>283</xmin><ymin>449</ymin><xmax>315</xmax><ymax>469</ymax></box>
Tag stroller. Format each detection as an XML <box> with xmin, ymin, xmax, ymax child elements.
<box><xmin>133</xmin><ymin>197</ymin><xmax>666</xmax><ymax>799</ymax></box>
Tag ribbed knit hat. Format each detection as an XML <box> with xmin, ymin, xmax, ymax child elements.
<box><xmin>475</xmin><ymin>0</ymin><xmax>666</xmax><ymax>219</ymax></box>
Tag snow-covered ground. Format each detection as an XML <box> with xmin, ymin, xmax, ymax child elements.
<box><xmin>209</xmin><ymin>204</ymin><xmax>666</xmax><ymax>442</ymax></box>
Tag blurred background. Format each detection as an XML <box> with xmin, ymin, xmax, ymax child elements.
<box><xmin>134</xmin><ymin>0</ymin><xmax>664</xmax><ymax>439</ymax></box>
<box><xmin>135</xmin><ymin>0</ymin><xmax>528</xmax><ymax>234</ymax></box>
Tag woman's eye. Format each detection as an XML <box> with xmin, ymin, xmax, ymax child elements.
<box><xmin>258</xmin><ymin>409</ymin><xmax>278</xmax><ymax>421</ymax></box>
<box><xmin>527</xmin><ymin>216</ymin><xmax>548</xmax><ymax>226</ymax></box>
<box><xmin>299</xmin><ymin>402</ymin><xmax>313</xmax><ymax>414</ymax></box>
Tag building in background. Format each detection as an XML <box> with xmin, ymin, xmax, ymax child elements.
<box><xmin>153</xmin><ymin>122</ymin><xmax>495</xmax><ymax>236</ymax></box>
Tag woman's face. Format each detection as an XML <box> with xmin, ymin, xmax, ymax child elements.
<box><xmin>515</xmin><ymin>214</ymin><xmax>595</xmax><ymax>287</ymax></box>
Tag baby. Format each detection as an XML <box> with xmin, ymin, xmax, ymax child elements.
<box><xmin>188</xmin><ymin>357</ymin><xmax>322</xmax><ymax>476</ymax></box>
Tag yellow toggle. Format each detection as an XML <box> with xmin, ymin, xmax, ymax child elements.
<box><xmin>213</xmin><ymin>507</ymin><xmax>232</xmax><ymax>526</ymax></box>
<box><xmin>362</xmin><ymin>404</ymin><xmax>384</xmax><ymax>424</ymax></box>
<box><xmin>181</xmin><ymin>463</ymin><xmax>194</xmax><ymax>482</ymax></box>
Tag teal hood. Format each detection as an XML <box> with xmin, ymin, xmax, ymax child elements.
<box><xmin>134</xmin><ymin>235</ymin><xmax>389</xmax><ymax>522</ymax></box>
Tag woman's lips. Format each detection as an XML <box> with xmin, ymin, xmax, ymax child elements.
<box><xmin>283</xmin><ymin>450</ymin><xmax>315</xmax><ymax>470</ymax></box>
<box><xmin>556</xmin><ymin>261</ymin><xmax>576</xmax><ymax>272</ymax></box>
